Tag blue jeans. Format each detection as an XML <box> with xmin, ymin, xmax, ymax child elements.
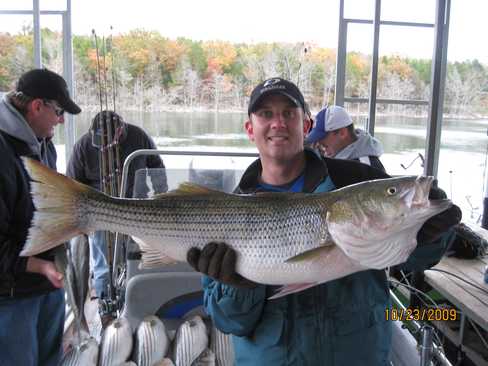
<box><xmin>90</xmin><ymin>230</ymin><xmax>109</xmax><ymax>297</ymax></box>
<box><xmin>0</xmin><ymin>289</ymin><xmax>65</xmax><ymax>366</ymax></box>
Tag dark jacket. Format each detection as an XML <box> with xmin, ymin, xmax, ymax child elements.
<box><xmin>66</xmin><ymin>123</ymin><xmax>167</xmax><ymax>197</ymax></box>
<box><xmin>203</xmin><ymin>149</ymin><xmax>453</xmax><ymax>366</ymax></box>
<box><xmin>0</xmin><ymin>95</ymin><xmax>58</xmax><ymax>298</ymax></box>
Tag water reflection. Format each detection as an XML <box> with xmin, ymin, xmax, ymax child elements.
<box><xmin>54</xmin><ymin>110</ymin><xmax>487</xmax><ymax>156</ymax></box>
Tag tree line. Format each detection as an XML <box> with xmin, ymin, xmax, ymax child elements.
<box><xmin>1</xmin><ymin>27</ymin><xmax>487</xmax><ymax>116</ymax></box>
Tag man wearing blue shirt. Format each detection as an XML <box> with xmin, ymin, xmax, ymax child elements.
<box><xmin>187</xmin><ymin>77</ymin><xmax>461</xmax><ymax>365</ymax></box>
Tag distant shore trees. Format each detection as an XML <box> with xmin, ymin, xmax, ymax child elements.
<box><xmin>0</xmin><ymin>27</ymin><xmax>486</xmax><ymax>117</ymax></box>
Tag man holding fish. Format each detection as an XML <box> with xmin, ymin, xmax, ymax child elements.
<box><xmin>187</xmin><ymin>77</ymin><xmax>461</xmax><ymax>365</ymax></box>
<box><xmin>0</xmin><ymin>68</ymin><xmax>81</xmax><ymax>365</ymax></box>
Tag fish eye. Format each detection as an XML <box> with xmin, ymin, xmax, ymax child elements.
<box><xmin>387</xmin><ymin>186</ymin><xmax>398</xmax><ymax>195</ymax></box>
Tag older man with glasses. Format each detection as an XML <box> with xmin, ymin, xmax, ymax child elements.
<box><xmin>0</xmin><ymin>68</ymin><xmax>81</xmax><ymax>365</ymax></box>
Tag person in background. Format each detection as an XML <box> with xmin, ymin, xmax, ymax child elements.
<box><xmin>66</xmin><ymin>110</ymin><xmax>167</xmax><ymax>303</ymax></box>
<box><xmin>306</xmin><ymin>105</ymin><xmax>386</xmax><ymax>172</ymax></box>
<box><xmin>0</xmin><ymin>68</ymin><xmax>81</xmax><ymax>365</ymax></box>
<box><xmin>186</xmin><ymin>77</ymin><xmax>461</xmax><ymax>365</ymax></box>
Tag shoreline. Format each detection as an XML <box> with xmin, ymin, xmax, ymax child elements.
<box><xmin>77</xmin><ymin>104</ymin><xmax>488</xmax><ymax>121</ymax></box>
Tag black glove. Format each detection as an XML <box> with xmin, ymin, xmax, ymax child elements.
<box><xmin>417</xmin><ymin>186</ymin><xmax>462</xmax><ymax>244</ymax></box>
<box><xmin>187</xmin><ymin>242</ymin><xmax>257</xmax><ymax>288</ymax></box>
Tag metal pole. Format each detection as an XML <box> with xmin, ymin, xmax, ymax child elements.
<box><xmin>483</xmin><ymin>175</ymin><xmax>488</xmax><ymax>229</ymax></box>
<box><xmin>367</xmin><ymin>0</ymin><xmax>381</xmax><ymax>136</ymax></box>
<box><xmin>63</xmin><ymin>0</ymin><xmax>76</xmax><ymax>168</ymax></box>
<box><xmin>33</xmin><ymin>0</ymin><xmax>42</xmax><ymax>67</ymax></box>
<box><xmin>483</xmin><ymin>130</ymin><xmax>488</xmax><ymax>229</ymax></box>
<box><xmin>424</xmin><ymin>0</ymin><xmax>450</xmax><ymax>178</ymax></box>
<box><xmin>420</xmin><ymin>325</ymin><xmax>434</xmax><ymax>366</ymax></box>
<box><xmin>334</xmin><ymin>0</ymin><xmax>346</xmax><ymax>106</ymax></box>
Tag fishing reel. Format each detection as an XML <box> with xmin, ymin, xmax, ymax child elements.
<box><xmin>98</xmin><ymin>284</ymin><xmax>124</xmax><ymax>322</ymax></box>
<box><xmin>98</xmin><ymin>297</ymin><xmax>118</xmax><ymax>320</ymax></box>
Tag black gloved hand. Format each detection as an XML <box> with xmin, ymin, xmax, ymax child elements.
<box><xmin>417</xmin><ymin>186</ymin><xmax>462</xmax><ymax>244</ymax></box>
<box><xmin>187</xmin><ymin>242</ymin><xmax>257</xmax><ymax>288</ymax></box>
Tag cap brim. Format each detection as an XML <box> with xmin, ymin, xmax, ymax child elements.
<box><xmin>305</xmin><ymin>127</ymin><xmax>327</xmax><ymax>144</ymax></box>
<box><xmin>249</xmin><ymin>90</ymin><xmax>302</xmax><ymax>115</ymax></box>
<box><xmin>59</xmin><ymin>96</ymin><xmax>81</xmax><ymax>115</ymax></box>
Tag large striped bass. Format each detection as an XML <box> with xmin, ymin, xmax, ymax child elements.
<box><xmin>21</xmin><ymin>158</ymin><xmax>451</xmax><ymax>298</ymax></box>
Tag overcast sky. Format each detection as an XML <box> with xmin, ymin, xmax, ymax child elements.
<box><xmin>0</xmin><ymin>0</ymin><xmax>486</xmax><ymax>64</ymax></box>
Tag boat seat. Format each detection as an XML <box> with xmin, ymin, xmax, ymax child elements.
<box><xmin>121</xmin><ymin>271</ymin><xmax>204</xmax><ymax>331</ymax></box>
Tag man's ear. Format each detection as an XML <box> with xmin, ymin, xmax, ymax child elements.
<box><xmin>303</xmin><ymin>116</ymin><xmax>312</xmax><ymax>135</ymax></box>
<box><xmin>29</xmin><ymin>98</ymin><xmax>43</xmax><ymax>114</ymax></box>
<box><xmin>245</xmin><ymin>119</ymin><xmax>254</xmax><ymax>141</ymax></box>
<box><xmin>25</xmin><ymin>98</ymin><xmax>43</xmax><ymax>119</ymax></box>
<box><xmin>338</xmin><ymin>127</ymin><xmax>348</xmax><ymax>138</ymax></box>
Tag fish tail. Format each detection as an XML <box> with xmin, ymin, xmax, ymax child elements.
<box><xmin>20</xmin><ymin>157</ymin><xmax>93</xmax><ymax>256</ymax></box>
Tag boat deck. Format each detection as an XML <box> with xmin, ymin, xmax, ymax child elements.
<box><xmin>424</xmin><ymin>224</ymin><xmax>488</xmax><ymax>365</ymax></box>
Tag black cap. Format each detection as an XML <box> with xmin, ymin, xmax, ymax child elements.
<box><xmin>248</xmin><ymin>77</ymin><xmax>305</xmax><ymax>116</ymax></box>
<box><xmin>17</xmin><ymin>68</ymin><xmax>81</xmax><ymax>114</ymax></box>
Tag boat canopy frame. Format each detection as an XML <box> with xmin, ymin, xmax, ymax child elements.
<box><xmin>335</xmin><ymin>0</ymin><xmax>451</xmax><ymax>178</ymax></box>
<box><xmin>2</xmin><ymin>0</ymin><xmax>451</xmax><ymax>177</ymax></box>
<box><xmin>0</xmin><ymin>0</ymin><xmax>76</xmax><ymax>166</ymax></box>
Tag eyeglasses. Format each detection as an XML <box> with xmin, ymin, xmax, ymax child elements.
<box><xmin>43</xmin><ymin>100</ymin><xmax>65</xmax><ymax>117</ymax></box>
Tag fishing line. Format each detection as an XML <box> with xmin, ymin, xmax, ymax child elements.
<box><xmin>389</xmin><ymin>279</ymin><xmax>442</xmax><ymax>311</ymax></box>
<box><xmin>400</xmin><ymin>269</ymin><xmax>413</xmax><ymax>288</ymax></box>
<box><xmin>426</xmin><ymin>268</ymin><xmax>488</xmax><ymax>296</ymax></box>
<box><xmin>387</xmin><ymin>268</ymin><xmax>412</xmax><ymax>291</ymax></box>
<box><xmin>389</xmin><ymin>279</ymin><xmax>446</xmax><ymax>346</ymax></box>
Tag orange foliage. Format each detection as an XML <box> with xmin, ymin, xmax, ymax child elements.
<box><xmin>203</xmin><ymin>41</ymin><xmax>237</xmax><ymax>75</ymax></box>
<box><xmin>382</xmin><ymin>55</ymin><xmax>413</xmax><ymax>80</ymax></box>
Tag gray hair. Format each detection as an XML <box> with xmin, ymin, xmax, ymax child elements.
<box><xmin>6</xmin><ymin>91</ymin><xmax>35</xmax><ymax>116</ymax></box>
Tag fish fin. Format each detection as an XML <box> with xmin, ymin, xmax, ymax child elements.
<box><xmin>268</xmin><ymin>283</ymin><xmax>318</xmax><ymax>299</ymax></box>
<box><xmin>153</xmin><ymin>182</ymin><xmax>229</xmax><ymax>199</ymax></box>
<box><xmin>133</xmin><ymin>236</ymin><xmax>178</xmax><ymax>268</ymax></box>
<box><xmin>284</xmin><ymin>244</ymin><xmax>335</xmax><ymax>263</ymax></box>
<box><xmin>20</xmin><ymin>157</ymin><xmax>93</xmax><ymax>256</ymax></box>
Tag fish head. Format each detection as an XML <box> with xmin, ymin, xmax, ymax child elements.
<box><xmin>326</xmin><ymin>175</ymin><xmax>452</xmax><ymax>268</ymax></box>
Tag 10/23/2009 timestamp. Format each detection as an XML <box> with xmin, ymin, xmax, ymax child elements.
<box><xmin>385</xmin><ymin>307</ymin><xmax>458</xmax><ymax>321</ymax></box>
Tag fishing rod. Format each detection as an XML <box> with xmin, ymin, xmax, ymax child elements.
<box><xmin>400</xmin><ymin>152</ymin><xmax>425</xmax><ymax>170</ymax></box>
<box><xmin>92</xmin><ymin>30</ymin><xmax>110</xmax><ymax>197</ymax></box>
<box><xmin>110</xmin><ymin>26</ymin><xmax>117</xmax><ymax>114</ymax></box>
<box><xmin>92</xmin><ymin>29</ymin><xmax>104</xmax><ymax>114</ymax></box>
<box><xmin>295</xmin><ymin>44</ymin><xmax>308</xmax><ymax>87</ymax></box>
<box><xmin>108</xmin><ymin>25</ymin><xmax>128</xmax><ymax>315</ymax></box>
<box><xmin>109</xmin><ymin>27</ymin><xmax>122</xmax><ymax>195</ymax></box>
<box><xmin>102</xmin><ymin>36</ymin><xmax>118</xmax><ymax>199</ymax></box>
<box><xmin>92</xmin><ymin>29</ymin><xmax>123</xmax><ymax>319</ymax></box>
<box><xmin>93</xmin><ymin>29</ymin><xmax>112</xmax><ymax>287</ymax></box>
<box><xmin>102</xmin><ymin>36</ymin><xmax>109</xmax><ymax>112</ymax></box>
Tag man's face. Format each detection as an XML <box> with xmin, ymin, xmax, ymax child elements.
<box><xmin>245</xmin><ymin>94</ymin><xmax>310</xmax><ymax>162</ymax></box>
<box><xmin>28</xmin><ymin>99</ymin><xmax>65</xmax><ymax>139</ymax></box>
<box><xmin>317</xmin><ymin>129</ymin><xmax>347</xmax><ymax>157</ymax></box>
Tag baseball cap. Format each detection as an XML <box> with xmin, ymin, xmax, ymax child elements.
<box><xmin>16</xmin><ymin>68</ymin><xmax>81</xmax><ymax>114</ymax></box>
<box><xmin>305</xmin><ymin>105</ymin><xmax>352</xmax><ymax>144</ymax></box>
<box><xmin>248</xmin><ymin>77</ymin><xmax>306</xmax><ymax>116</ymax></box>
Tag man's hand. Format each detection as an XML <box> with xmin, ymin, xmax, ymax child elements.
<box><xmin>417</xmin><ymin>186</ymin><xmax>462</xmax><ymax>244</ymax></box>
<box><xmin>187</xmin><ymin>242</ymin><xmax>257</xmax><ymax>288</ymax></box>
<box><xmin>26</xmin><ymin>257</ymin><xmax>64</xmax><ymax>288</ymax></box>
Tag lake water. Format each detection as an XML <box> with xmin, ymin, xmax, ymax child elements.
<box><xmin>54</xmin><ymin>110</ymin><xmax>488</xmax><ymax>225</ymax></box>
